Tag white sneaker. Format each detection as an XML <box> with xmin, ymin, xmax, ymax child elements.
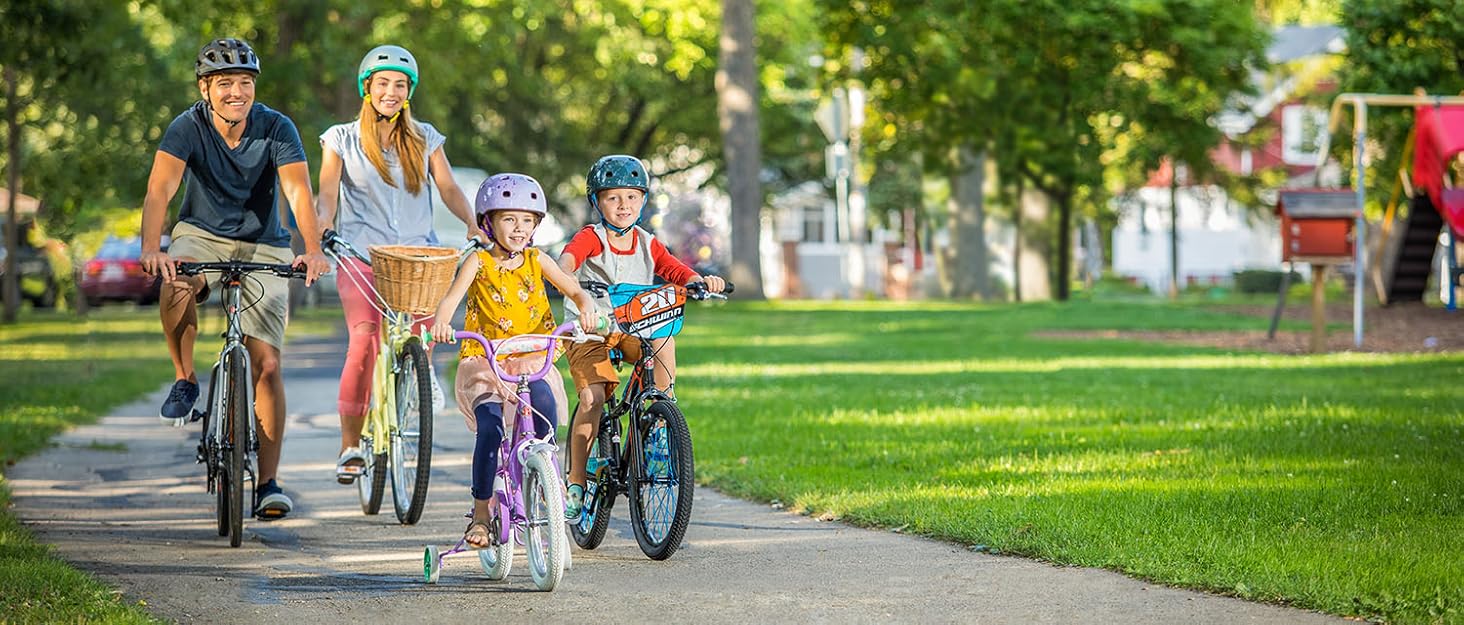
<box><xmin>429</xmin><ymin>360</ymin><xmax>446</xmax><ymax>412</ymax></box>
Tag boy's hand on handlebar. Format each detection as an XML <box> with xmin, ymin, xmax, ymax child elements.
<box><xmin>430</xmin><ymin>322</ymin><xmax>456</xmax><ymax>344</ymax></box>
<box><xmin>702</xmin><ymin>275</ymin><xmax>727</xmax><ymax>293</ymax></box>
<box><xmin>294</xmin><ymin>251</ymin><xmax>332</xmax><ymax>286</ymax></box>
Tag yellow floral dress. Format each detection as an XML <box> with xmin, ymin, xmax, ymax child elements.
<box><xmin>460</xmin><ymin>247</ymin><xmax>556</xmax><ymax>360</ymax></box>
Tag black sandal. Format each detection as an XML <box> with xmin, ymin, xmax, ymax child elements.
<box><xmin>464</xmin><ymin>520</ymin><xmax>492</xmax><ymax>548</ymax></box>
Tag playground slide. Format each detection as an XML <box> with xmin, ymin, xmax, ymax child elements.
<box><xmin>1413</xmin><ymin>105</ymin><xmax>1464</xmax><ymax>237</ymax></box>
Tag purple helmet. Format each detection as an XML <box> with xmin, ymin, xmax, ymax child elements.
<box><xmin>474</xmin><ymin>173</ymin><xmax>548</xmax><ymax>220</ymax></box>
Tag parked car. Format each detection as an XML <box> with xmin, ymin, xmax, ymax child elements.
<box><xmin>80</xmin><ymin>236</ymin><xmax>162</xmax><ymax>306</ymax></box>
<box><xmin>0</xmin><ymin>219</ymin><xmax>60</xmax><ymax>308</ymax></box>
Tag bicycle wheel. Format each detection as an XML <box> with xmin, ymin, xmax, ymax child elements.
<box><xmin>523</xmin><ymin>451</ymin><xmax>566</xmax><ymax>591</ymax></box>
<box><xmin>224</xmin><ymin>353</ymin><xmax>249</xmax><ymax>548</ymax></box>
<box><xmin>569</xmin><ymin>412</ymin><xmax>615</xmax><ymax>549</ymax></box>
<box><xmin>627</xmin><ymin>400</ymin><xmax>694</xmax><ymax>560</ymax></box>
<box><xmin>358</xmin><ymin>438</ymin><xmax>387</xmax><ymax>515</ymax></box>
<box><xmin>390</xmin><ymin>338</ymin><xmax>432</xmax><ymax>524</ymax></box>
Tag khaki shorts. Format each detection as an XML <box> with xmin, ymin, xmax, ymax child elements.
<box><xmin>169</xmin><ymin>221</ymin><xmax>293</xmax><ymax>350</ymax></box>
<box><xmin>564</xmin><ymin>334</ymin><xmax>645</xmax><ymax>394</ymax></box>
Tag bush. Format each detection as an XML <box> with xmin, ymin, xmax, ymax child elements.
<box><xmin>1233</xmin><ymin>269</ymin><xmax>1300</xmax><ymax>294</ymax></box>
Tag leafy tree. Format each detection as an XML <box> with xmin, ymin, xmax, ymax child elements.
<box><xmin>1335</xmin><ymin>0</ymin><xmax>1464</xmax><ymax>216</ymax></box>
<box><xmin>1</xmin><ymin>0</ymin><xmax>167</xmax><ymax>321</ymax></box>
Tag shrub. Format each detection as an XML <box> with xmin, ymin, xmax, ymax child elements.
<box><xmin>1234</xmin><ymin>269</ymin><xmax>1301</xmax><ymax>294</ymax></box>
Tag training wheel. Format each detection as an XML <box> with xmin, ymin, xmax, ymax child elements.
<box><xmin>424</xmin><ymin>545</ymin><xmax>442</xmax><ymax>584</ymax></box>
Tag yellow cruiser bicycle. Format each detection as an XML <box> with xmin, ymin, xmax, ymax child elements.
<box><xmin>322</xmin><ymin>229</ymin><xmax>481</xmax><ymax>524</ymax></box>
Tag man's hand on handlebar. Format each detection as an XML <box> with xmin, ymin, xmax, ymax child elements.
<box><xmin>140</xmin><ymin>250</ymin><xmax>177</xmax><ymax>284</ymax></box>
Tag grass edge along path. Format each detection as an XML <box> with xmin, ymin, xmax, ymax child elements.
<box><xmin>677</xmin><ymin>300</ymin><xmax>1462</xmax><ymax>625</ymax></box>
<box><xmin>0</xmin><ymin>307</ymin><xmax>340</xmax><ymax>624</ymax></box>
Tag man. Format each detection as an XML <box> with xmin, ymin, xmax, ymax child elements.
<box><xmin>139</xmin><ymin>38</ymin><xmax>330</xmax><ymax>520</ymax></box>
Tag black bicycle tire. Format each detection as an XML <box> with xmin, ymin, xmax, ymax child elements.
<box><xmin>359</xmin><ymin>448</ymin><xmax>387</xmax><ymax>515</ymax></box>
<box><xmin>225</xmin><ymin>353</ymin><xmax>249</xmax><ymax>548</ymax></box>
<box><xmin>390</xmin><ymin>338</ymin><xmax>432</xmax><ymax>524</ymax></box>
<box><xmin>569</xmin><ymin>409</ymin><xmax>616</xmax><ymax>549</ymax></box>
<box><xmin>628</xmin><ymin>400</ymin><xmax>694</xmax><ymax>560</ymax></box>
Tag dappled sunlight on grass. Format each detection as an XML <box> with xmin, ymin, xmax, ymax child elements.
<box><xmin>676</xmin><ymin>300</ymin><xmax>1464</xmax><ymax>624</ymax></box>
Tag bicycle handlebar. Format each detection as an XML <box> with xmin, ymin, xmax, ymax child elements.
<box><xmin>451</xmin><ymin>322</ymin><xmax>603</xmax><ymax>385</ymax></box>
<box><xmin>578</xmin><ymin>279</ymin><xmax>735</xmax><ymax>301</ymax></box>
<box><xmin>320</xmin><ymin>228</ymin><xmax>486</xmax><ymax>266</ymax></box>
<box><xmin>176</xmin><ymin>260</ymin><xmax>308</xmax><ymax>280</ymax></box>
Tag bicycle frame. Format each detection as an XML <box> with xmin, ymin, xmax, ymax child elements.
<box><xmin>198</xmin><ymin>270</ymin><xmax>256</xmax><ymax>496</ymax></box>
<box><xmin>456</xmin><ymin>325</ymin><xmax>585</xmax><ymax>541</ymax></box>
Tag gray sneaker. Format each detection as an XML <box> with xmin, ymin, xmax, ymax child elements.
<box><xmin>159</xmin><ymin>379</ymin><xmax>199</xmax><ymax>425</ymax></box>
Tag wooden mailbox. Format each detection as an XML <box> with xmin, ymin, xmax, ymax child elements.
<box><xmin>1276</xmin><ymin>189</ymin><xmax>1360</xmax><ymax>262</ymax></box>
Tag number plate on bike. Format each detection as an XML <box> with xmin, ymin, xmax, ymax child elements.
<box><xmin>609</xmin><ymin>283</ymin><xmax>686</xmax><ymax>339</ymax></box>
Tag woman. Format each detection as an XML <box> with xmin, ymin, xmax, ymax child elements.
<box><xmin>317</xmin><ymin>44</ymin><xmax>480</xmax><ymax>482</ymax></box>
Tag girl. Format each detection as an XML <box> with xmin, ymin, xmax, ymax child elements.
<box><xmin>430</xmin><ymin>173</ymin><xmax>597</xmax><ymax>548</ymax></box>
<box><xmin>317</xmin><ymin>44</ymin><xmax>480</xmax><ymax>483</ymax></box>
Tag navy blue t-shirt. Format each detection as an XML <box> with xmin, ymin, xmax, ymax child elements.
<box><xmin>158</xmin><ymin>101</ymin><xmax>306</xmax><ymax>247</ymax></box>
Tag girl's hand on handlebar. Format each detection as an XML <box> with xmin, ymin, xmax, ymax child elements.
<box><xmin>702</xmin><ymin>275</ymin><xmax>727</xmax><ymax>293</ymax></box>
<box><xmin>430</xmin><ymin>322</ymin><xmax>456</xmax><ymax>344</ymax></box>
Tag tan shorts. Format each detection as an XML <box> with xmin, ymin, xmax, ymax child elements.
<box><xmin>454</xmin><ymin>355</ymin><xmax>569</xmax><ymax>433</ymax></box>
<box><xmin>169</xmin><ymin>221</ymin><xmax>293</xmax><ymax>350</ymax></box>
<box><xmin>564</xmin><ymin>334</ymin><xmax>645</xmax><ymax>394</ymax></box>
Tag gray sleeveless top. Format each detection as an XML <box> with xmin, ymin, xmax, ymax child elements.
<box><xmin>564</xmin><ymin>224</ymin><xmax>657</xmax><ymax>320</ymax></box>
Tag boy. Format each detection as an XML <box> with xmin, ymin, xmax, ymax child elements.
<box><xmin>557</xmin><ymin>155</ymin><xmax>725</xmax><ymax>518</ymax></box>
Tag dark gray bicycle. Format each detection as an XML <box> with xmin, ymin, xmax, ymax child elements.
<box><xmin>177</xmin><ymin>260</ymin><xmax>305</xmax><ymax>547</ymax></box>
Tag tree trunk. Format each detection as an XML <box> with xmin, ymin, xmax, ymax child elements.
<box><xmin>716</xmin><ymin>0</ymin><xmax>764</xmax><ymax>299</ymax></box>
<box><xmin>4</xmin><ymin>66</ymin><xmax>21</xmax><ymax>323</ymax></box>
<box><xmin>1017</xmin><ymin>178</ymin><xmax>1053</xmax><ymax>302</ymax></box>
<box><xmin>1168</xmin><ymin>161</ymin><xmax>1180</xmax><ymax>300</ymax></box>
<box><xmin>940</xmin><ymin>144</ymin><xmax>988</xmax><ymax>299</ymax></box>
<box><xmin>1055</xmin><ymin>188</ymin><xmax>1073</xmax><ymax>301</ymax></box>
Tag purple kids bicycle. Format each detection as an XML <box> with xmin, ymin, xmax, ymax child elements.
<box><xmin>424</xmin><ymin>322</ymin><xmax>601</xmax><ymax>591</ymax></box>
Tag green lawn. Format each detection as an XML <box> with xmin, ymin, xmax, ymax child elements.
<box><xmin>676</xmin><ymin>300</ymin><xmax>1462</xmax><ymax>625</ymax></box>
<box><xmin>0</xmin><ymin>305</ymin><xmax>340</xmax><ymax>624</ymax></box>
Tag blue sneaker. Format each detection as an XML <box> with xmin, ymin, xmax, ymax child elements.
<box><xmin>254</xmin><ymin>479</ymin><xmax>293</xmax><ymax>520</ymax></box>
<box><xmin>159</xmin><ymin>379</ymin><xmax>199</xmax><ymax>424</ymax></box>
<box><xmin>564</xmin><ymin>484</ymin><xmax>584</xmax><ymax>521</ymax></box>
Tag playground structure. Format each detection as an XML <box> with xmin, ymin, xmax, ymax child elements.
<box><xmin>1284</xmin><ymin>92</ymin><xmax>1464</xmax><ymax>350</ymax></box>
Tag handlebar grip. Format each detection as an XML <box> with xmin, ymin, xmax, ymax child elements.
<box><xmin>723</xmin><ymin>282</ymin><xmax>735</xmax><ymax>294</ymax></box>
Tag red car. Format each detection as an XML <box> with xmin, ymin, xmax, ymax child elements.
<box><xmin>81</xmin><ymin>237</ymin><xmax>162</xmax><ymax>306</ymax></box>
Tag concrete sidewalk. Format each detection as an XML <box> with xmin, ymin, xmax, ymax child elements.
<box><xmin>10</xmin><ymin>331</ymin><xmax>1345</xmax><ymax>624</ymax></box>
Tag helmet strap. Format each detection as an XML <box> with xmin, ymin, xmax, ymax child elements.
<box><xmin>591</xmin><ymin>195</ymin><xmax>646</xmax><ymax>236</ymax></box>
<box><xmin>483</xmin><ymin>222</ymin><xmax>532</xmax><ymax>261</ymax></box>
<box><xmin>365</xmin><ymin>95</ymin><xmax>404</xmax><ymax>124</ymax></box>
<box><xmin>203</xmin><ymin>89</ymin><xmax>244</xmax><ymax>128</ymax></box>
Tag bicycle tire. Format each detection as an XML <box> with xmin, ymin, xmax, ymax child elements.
<box><xmin>627</xmin><ymin>400</ymin><xmax>694</xmax><ymax>560</ymax></box>
<box><xmin>523</xmin><ymin>451</ymin><xmax>566</xmax><ymax>591</ymax></box>
<box><xmin>390</xmin><ymin>338</ymin><xmax>432</xmax><ymax>524</ymax></box>
<box><xmin>569</xmin><ymin>411</ymin><xmax>615</xmax><ymax>549</ymax></box>
<box><xmin>358</xmin><ymin>443</ymin><xmax>387</xmax><ymax>515</ymax></box>
<box><xmin>225</xmin><ymin>353</ymin><xmax>249</xmax><ymax>548</ymax></box>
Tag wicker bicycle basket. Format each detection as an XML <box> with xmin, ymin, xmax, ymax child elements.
<box><xmin>367</xmin><ymin>245</ymin><xmax>460</xmax><ymax>315</ymax></box>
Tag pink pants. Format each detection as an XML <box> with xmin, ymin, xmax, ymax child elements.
<box><xmin>336</xmin><ymin>257</ymin><xmax>434</xmax><ymax>418</ymax></box>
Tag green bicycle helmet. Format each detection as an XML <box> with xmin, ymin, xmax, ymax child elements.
<box><xmin>586</xmin><ymin>155</ymin><xmax>650</xmax><ymax>234</ymax></box>
<box><xmin>357</xmin><ymin>45</ymin><xmax>419</xmax><ymax>98</ymax></box>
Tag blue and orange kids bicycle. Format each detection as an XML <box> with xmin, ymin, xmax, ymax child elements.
<box><xmin>567</xmin><ymin>279</ymin><xmax>730</xmax><ymax>560</ymax></box>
